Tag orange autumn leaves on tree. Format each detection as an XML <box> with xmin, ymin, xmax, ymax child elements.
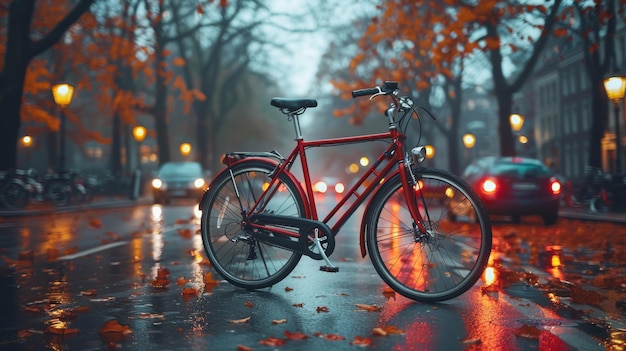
<box><xmin>333</xmin><ymin>0</ymin><xmax>553</xmax><ymax>124</ymax></box>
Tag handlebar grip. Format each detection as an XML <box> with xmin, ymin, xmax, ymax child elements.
<box><xmin>352</xmin><ymin>88</ymin><xmax>380</xmax><ymax>98</ymax></box>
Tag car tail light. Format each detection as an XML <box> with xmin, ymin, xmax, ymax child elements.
<box><xmin>549</xmin><ymin>177</ymin><xmax>561</xmax><ymax>195</ymax></box>
<box><xmin>481</xmin><ymin>179</ymin><xmax>497</xmax><ymax>194</ymax></box>
<box><xmin>334</xmin><ymin>182</ymin><xmax>345</xmax><ymax>194</ymax></box>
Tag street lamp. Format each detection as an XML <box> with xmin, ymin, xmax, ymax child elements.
<box><xmin>603</xmin><ymin>74</ymin><xmax>626</xmax><ymax>176</ymax></box>
<box><xmin>51</xmin><ymin>83</ymin><xmax>75</xmax><ymax>171</ymax></box>
<box><xmin>509</xmin><ymin>113</ymin><xmax>524</xmax><ymax>132</ymax></box>
<box><xmin>462</xmin><ymin>133</ymin><xmax>476</xmax><ymax>149</ymax></box>
<box><xmin>180</xmin><ymin>142</ymin><xmax>192</xmax><ymax>158</ymax></box>
<box><xmin>133</xmin><ymin>126</ymin><xmax>146</xmax><ymax>170</ymax></box>
<box><xmin>21</xmin><ymin>135</ymin><xmax>33</xmax><ymax>167</ymax></box>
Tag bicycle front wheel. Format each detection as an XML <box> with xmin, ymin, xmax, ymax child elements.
<box><xmin>200</xmin><ymin>160</ymin><xmax>306</xmax><ymax>290</ymax></box>
<box><xmin>366</xmin><ymin>167</ymin><xmax>492</xmax><ymax>302</ymax></box>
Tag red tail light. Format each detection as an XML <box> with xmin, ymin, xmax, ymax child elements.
<box><xmin>550</xmin><ymin>177</ymin><xmax>561</xmax><ymax>195</ymax></box>
<box><xmin>481</xmin><ymin>179</ymin><xmax>497</xmax><ymax>194</ymax></box>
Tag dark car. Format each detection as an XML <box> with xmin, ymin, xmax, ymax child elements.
<box><xmin>151</xmin><ymin>161</ymin><xmax>208</xmax><ymax>204</ymax></box>
<box><xmin>460</xmin><ymin>156</ymin><xmax>561</xmax><ymax>225</ymax></box>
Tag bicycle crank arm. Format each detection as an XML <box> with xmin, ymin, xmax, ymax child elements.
<box><xmin>248</xmin><ymin>213</ymin><xmax>336</xmax><ymax>261</ymax></box>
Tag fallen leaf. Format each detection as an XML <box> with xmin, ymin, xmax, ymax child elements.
<box><xmin>462</xmin><ymin>338</ymin><xmax>482</xmax><ymax>345</ymax></box>
<box><xmin>176</xmin><ymin>277</ymin><xmax>188</xmax><ymax>285</ymax></box>
<box><xmin>157</xmin><ymin>267</ymin><xmax>170</xmax><ymax>278</ymax></box>
<box><xmin>372</xmin><ymin>327</ymin><xmax>387</xmax><ymax>336</ymax></box>
<box><xmin>229</xmin><ymin>316</ymin><xmax>251</xmax><ymax>324</ymax></box>
<box><xmin>272</xmin><ymin>319</ymin><xmax>287</xmax><ymax>324</ymax></box>
<box><xmin>151</xmin><ymin>278</ymin><xmax>170</xmax><ymax>288</ymax></box>
<box><xmin>244</xmin><ymin>301</ymin><xmax>254</xmax><ymax>308</ymax></box>
<box><xmin>138</xmin><ymin>313</ymin><xmax>165</xmax><ymax>319</ymax></box>
<box><xmin>285</xmin><ymin>286</ymin><xmax>293</xmax><ymax>292</ymax></box>
<box><xmin>284</xmin><ymin>330</ymin><xmax>308</xmax><ymax>340</ymax></box>
<box><xmin>236</xmin><ymin>345</ymin><xmax>253</xmax><ymax>351</ymax></box>
<box><xmin>88</xmin><ymin>218</ymin><xmax>102</xmax><ymax>228</ymax></box>
<box><xmin>80</xmin><ymin>289</ymin><xmax>97</xmax><ymax>297</ymax></box>
<box><xmin>314</xmin><ymin>332</ymin><xmax>345</xmax><ymax>340</ymax></box>
<box><xmin>181</xmin><ymin>288</ymin><xmax>198</xmax><ymax>296</ymax></box>
<box><xmin>316</xmin><ymin>306</ymin><xmax>329</xmax><ymax>313</ymax></box>
<box><xmin>204</xmin><ymin>272</ymin><xmax>218</xmax><ymax>285</ymax></box>
<box><xmin>355</xmin><ymin>303</ymin><xmax>382</xmax><ymax>312</ymax></box>
<box><xmin>99</xmin><ymin>320</ymin><xmax>132</xmax><ymax>335</ymax></box>
<box><xmin>259</xmin><ymin>336</ymin><xmax>285</xmax><ymax>346</ymax></box>
<box><xmin>292</xmin><ymin>303</ymin><xmax>304</xmax><ymax>308</ymax></box>
<box><xmin>350</xmin><ymin>336</ymin><xmax>372</xmax><ymax>346</ymax></box>
<box><xmin>177</xmin><ymin>228</ymin><xmax>193</xmax><ymax>239</ymax></box>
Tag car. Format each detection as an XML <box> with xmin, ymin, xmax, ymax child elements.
<box><xmin>460</xmin><ymin>156</ymin><xmax>561</xmax><ymax>225</ymax></box>
<box><xmin>151</xmin><ymin>161</ymin><xmax>208</xmax><ymax>204</ymax></box>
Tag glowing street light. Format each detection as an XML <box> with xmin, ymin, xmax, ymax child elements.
<box><xmin>604</xmin><ymin>74</ymin><xmax>626</xmax><ymax>176</ymax></box>
<box><xmin>180</xmin><ymin>142</ymin><xmax>192</xmax><ymax>157</ymax></box>
<box><xmin>133</xmin><ymin>126</ymin><xmax>146</xmax><ymax>170</ymax></box>
<box><xmin>359</xmin><ymin>156</ymin><xmax>369</xmax><ymax>167</ymax></box>
<box><xmin>52</xmin><ymin>83</ymin><xmax>75</xmax><ymax>171</ymax></box>
<box><xmin>462</xmin><ymin>133</ymin><xmax>476</xmax><ymax>149</ymax></box>
<box><xmin>509</xmin><ymin>113</ymin><xmax>524</xmax><ymax>132</ymax></box>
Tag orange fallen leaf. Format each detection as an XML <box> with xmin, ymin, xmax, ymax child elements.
<box><xmin>285</xmin><ymin>286</ymin><xmax>293</xmax><ymax>292</ymax></box>
<box><xmin>350</xmin><ymin>336</ymin><xmax>372</xmax><ymax>346</ymax></box>
<box><xmin>80</xmin><ymin>289</ymin><xmax>97</xmax><ymax>297</ymax></box>
<box><xmin>157</xmin><ymin>267</ymin><xmax>170</xmax><ymax>278</ymax></box>
<box><xmin>177</xmin><ymin>228</ymin><xmax>193</xmax><ymax>239</ymax></box>
<box><xmin>292</xmin><ymin>303</ymin><xmax>304</xmax><ymax>308</ymax></box>
<box><xmin>99</xmin><ymin>319</ymin><xmax>132</xmax><ymax>335</ymax></box>
<box><xmin>355</xmin><ymin>303</ymin><xmax>382</xmax><ymax>312</ymax></box>
<box><xmin>138</xmin><ymin>313</ymin><xmax>165</xmax><ymax>319</ymax></box>
<box><xmin>259</xmin><ymin>336</ymin><xmax>285</xmax><ymax>346</ymax></box>
<box><xmin>316</xmin><ymin>306</ymin><xmax>329</xmax><ymax>313</ymax></box>
<box><xmin>244</xmin><ymin>301</ymin><xmax>254</xmax><ymax>308</ymax></box>
<box><xmin>382</xmin><ymin>287</ymin><xmax>396</xmax><ymax>299</ymax></box>
<box><xmin>151</xmin><ymin>278</ymin><xmax>170</xmax><ymax>288</ymax></box>
<box><xmin>272</xmin><ymin>319</ymin><xmax>287</xmax><ymax>324</ymax></box>
<box><xmin>372</xmin><ymin>327</ymin><xmax>387</xmax><ymax>336</ymax></box>
<box><xmin>88</xmin><ymin>217</ymin><xmax>102</xmax><ymax>228</ymax></box>
<box><xmin>204</xmin><ymin>272</ymin><xmax>218</xmax><ymax>285</ymax></box>
<box><xmin>314</xmin><ymin>332</ymin><xmax>345</xmax><ymax>340</ymax></box>
<box><xmin>373</xmin><ymin>325</ymin><xmax>404</xmax><ymax>336</ymax></box>
<box><xmin>181</xmin><ymin>288</ymin><xmax>198</xmax><ymax>296</ymax></box>
<box><xmin>236</xmin><ymin>345</ymin><xmax>253</xmax><ymax>351</ymax></box>
<box><xmin>284</xmin><ymin>330</ymin><xmax>308</xmax><ymax>340</ymax></box>
<box><xmin>229</xmin><ymin>316</ymin><xmax>251</xmax><ymax>324</ymax></box>
<box><xmin>176</xmin><ymin>277</ymin><xmax>188</xmax><ymax>285</ymax></box>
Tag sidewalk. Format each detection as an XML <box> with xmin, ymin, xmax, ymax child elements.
<box><xmin>558</xmin><ymin>206</ymin><xmax>626</xmax><ymax>224</ymax></box>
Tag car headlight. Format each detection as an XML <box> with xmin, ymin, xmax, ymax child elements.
<box><xmin>152</xmin><ymin>178</ymin><xmax>163</xmax><ymax>189</ymax></box>
<box><xmin>194</xmin><ymin>178</ymin><xmax>205</xmax><ymax>189</ymax></box>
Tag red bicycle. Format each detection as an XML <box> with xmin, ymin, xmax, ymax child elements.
<box><xmin>199</xmin><ymin>82</ymin><xmax>492</xmax><ymax>302</ymax></box>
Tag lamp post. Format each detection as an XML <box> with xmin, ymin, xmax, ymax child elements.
<box><xmin>603</xmin><ymin>75</ymin><xmax>626</xmax><ymax>176</ymax></box>
<box><xmin>133</xmin><ymin>126</ymin><xmax>146</xmax><ymax>170</ymax></box>
<box><xmin>51</xmin><ymin>83</ymin><xmax>75</xmax><ymax>171</ymax></box>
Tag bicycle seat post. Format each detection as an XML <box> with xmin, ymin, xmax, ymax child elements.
<box><xmin>288</xmin><ymin>111</ymin><xmax>303</xmax><ymax>140</ymax></box>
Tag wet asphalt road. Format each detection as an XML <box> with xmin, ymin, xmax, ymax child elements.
<box><xmin>0</xmin><ymin>196</ymin><xmax>624</xmax><ymax>350</ymax></box>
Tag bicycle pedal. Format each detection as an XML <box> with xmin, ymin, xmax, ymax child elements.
<box><xmin>320</xmin><ymin>266</ymin><xmax>339</xmax><ymax>273</ymax></box>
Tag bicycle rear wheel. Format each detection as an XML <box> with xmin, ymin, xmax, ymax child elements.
<box><xmin>200</xmin><ymin>160</ymin><xmax>306</xmax><ymax>290</ymax></box>
<box><xmin>366</xmin><ymin>167</ymin><xmax>492</xmax><ymax>302</ymax></box>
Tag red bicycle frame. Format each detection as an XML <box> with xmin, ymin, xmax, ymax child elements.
<box><xmin>231</xmin><ymin>124</ymin><xmax>428</xmax><ymax>254</ymax></box>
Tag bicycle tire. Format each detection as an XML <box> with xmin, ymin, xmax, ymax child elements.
<box><xmin>1</xmin><ymin>180</ymin><xmax>29</xmax><ymax>209</ymax></box>
<box><xmin>200</xmin><ymin>159</ymin><xmax>306</xmax><ymax>290</ymax></box>
<box><xmin>366</xmin><ymin>167</ymin><xmax>492</xmax><ymax>302</ymax></box>
<box><xmin>47</xmin><ymin>182</ymin><xmax>71</xmax><ymax>207</ymax></box>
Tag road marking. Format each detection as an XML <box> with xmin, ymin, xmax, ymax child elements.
<box><xmin>58</xmin><ymin>241</ymin><xmax>128</xmax><ymax>260</ymax></box>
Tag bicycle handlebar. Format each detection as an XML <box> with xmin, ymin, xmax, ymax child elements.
<box><xmin>351</xmin><ymin>81</ymin><xmax>399</xmax><ymax>98</ymax></box>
